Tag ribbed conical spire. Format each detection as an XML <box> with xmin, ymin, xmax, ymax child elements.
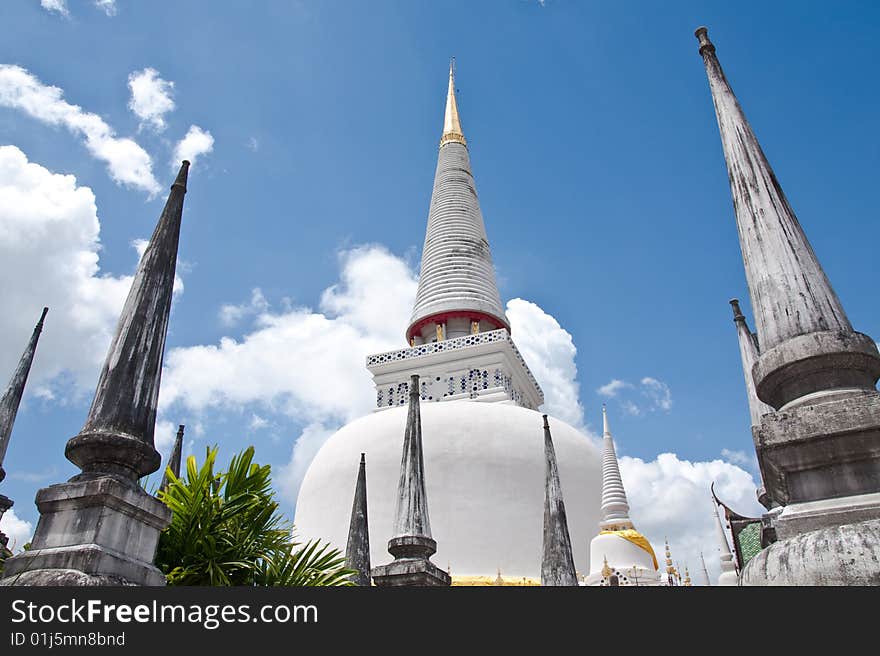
<box><xmin>713</xmin><ymin>500</ymin><xmax>738</xmax><ymax>586</ymax></box>
<box><xmin>159</xmin><ymin>424</ymin><xmax>185</xmax><ymax>492</ymax></box>
<box><xmin>66</xmin><ymin>161</ymin><xmax>190</xmax><ymax>481</ymax></box>
<box><xmin>696</xmin><ymin>28</ymin><xmax>850</xmax><ymax>351</ymax></box>
<box><xmin>440</xmin><ymin>59</ymin><xmax>465</xmax><ymax>147</ymax></box>
<box><xmin>390</xmin><ymin>374</ymin><xmax>433</xmax><ymax>546</ymax></box>
<box><xmin>406</xmin><ymin>63</ymin><xmax>508</xmax><ymax>343</ymax></box>
<box><xmin>541</xmin><ymin>415</ymin><xmax>578</xmax><ymax>586</ymax></box>
<box><xmin>345</xmin><ymin>453</ymin><xmax>371</xmax><ymax>586</ymax></box>
<box><xmin>0</xmin><ymin>307</ymin><xmax>48</xmax><ymax>484</ymax></box>
<box><xmin>729</xmin><ymin>299</ymin><xmax>774</xmax><ymax>427</ymax></box>
<box><xmin>599</xmin><ymin>406</ymin><xmax>632</xmax><ymax>530</ymax></box>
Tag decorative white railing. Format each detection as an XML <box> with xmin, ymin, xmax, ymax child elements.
<box><xmin>366</xmin><ymin>329</ymin><xmax>543</xmax><ymax>401</ymax></box>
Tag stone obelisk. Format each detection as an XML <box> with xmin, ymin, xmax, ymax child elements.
<box><xmin>0</xmin><ymin>308</ymin><xmax>48</xmax><ymax>549</ymax></box>
<box><xmin>2</xmin><ymin>162</ymin><xmax>191</xmax><ymax>586</ymax></box>
<box><xmin>541</xmin><ymin>415</ymin><xmax>578</xmax><ymax>586</ymax></box>
<box><xmin>345</xmin><ymin>454</ymin><xmax>371</xmax><ymax>586</ymax></box>
<box><xmin>371</xmin><ymin>375</ymin><xmax>450</xmax><ymax>586</ymax></box>
<box><xmin>697</xmin><ymin>27</ymin><xmax>880</xmax><ymax>584</ymax></box>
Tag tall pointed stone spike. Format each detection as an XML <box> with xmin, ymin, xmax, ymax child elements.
<box><xmin>699</xmin><ymin>552</ymin><xmax>711</xmax><ymax>587</ymax></box>
<box><xmin>391</xmin><ymin>374</ymin><xmax>432</xmax><ymax>545</ymax></box>
<box><xmin>541</xmin><ymin>414</ymin><xmax>578</xmax><ymax>586</ymax></box>
<box><xmin>697</xmin><ymin>27</ymin><xmax>880</xmax><ymax>411</ymax></box>
<box><xmin>599</xmin><ymin>406</ymin><xmax>632</xmax><ymax>529</ymax></box>
<box><xmin>728</xmin><ymin>299</ymin><xmax>774</xmax><ymax>428</ymax></box>
<box><xmin>345</xmin><ymin>453</ymin><xmax>371</xmax><ymax>586</ymax></box>
<box><xmin>159</xmin><ymin>425</ymin><xmax>185</xmax><ymax>493</ymax></box>
<box><xmin>66</xmin><ymin>160</ymin><xmax>190</xmax><ymax>481</ymax></box>
<box><xmin>0</xmin><ymin>306</ymin><xmax>49</xmax><ymax>483</ymax></box>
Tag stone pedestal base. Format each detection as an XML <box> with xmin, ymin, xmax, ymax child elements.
<box><xmin>0</xmin><ymin>476</ymin><xmax>170</xmax><ymax>587</ymax></box>
<box><xmin>755</xmin><ymin>390</ymin><xmax>880</xmax><ymax>505</ymax></box>
<box><xmin>741</xmin><ymin>517</ymin><xmax>880</xmax><ymax>586</ymax></box>
<box><xmin>371</xmin><ymin>558</ymin><xmax>451</xmax><ymax>587</ymax></box>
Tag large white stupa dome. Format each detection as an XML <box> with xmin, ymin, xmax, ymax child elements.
<box><xmin>294</xmin><ymin>401</ymin><xmax>601</xmax><ymax>578</ymax></box>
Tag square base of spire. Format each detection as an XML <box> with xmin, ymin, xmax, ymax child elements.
<box><xmin>754</xmin><ymin>390</ymin><xmax>880</xmax><ymax>506</ymax></box>
<box><xmin>0</xmin><ymin>476</ymin><xmax>170</xmax><ymax>586</ymax></box>
<box><xmin>371</xmin><ymin>557</ymin><xmax>451</xmax><ymax>587</ymax></box>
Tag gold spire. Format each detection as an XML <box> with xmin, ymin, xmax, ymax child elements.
<box><xmin>440</xmin><ymin>58</ymin><xmax>467</xmax><ymax>147</ymax></box>
<box><xmin>601</xmin><ymin>555</ymin><xmax>613</xmax><ymax>579</ymax></box>
<box><xmin>684</xmin><ymin>566</ymin><xmax>692</xmax><ymax>587</ymax></box>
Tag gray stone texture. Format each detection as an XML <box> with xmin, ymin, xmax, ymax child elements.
<box><xmin>741</xmin><ymin>518</ymin><xmax>880</xmax><ymax>586</ymax></box>
<box><xmin>345</xmin><ymin>453</ymin><xmax>371</xmax><ymax>586</ymax></box>
<box><xmin>159</xmin><ymin>424</ymin><xmax>184</xmax><ymax>492</ymax></box>
<box><xmin>541</xmin><ymin>415</ymin><xmax>578</xmax><ymax>586</ymax></box>
<box><xmin>67</xmin><ymin>162</ymin><xmax>190</xmax><ymax>482</ymax></box>
<box><xmin>0</xmin><ymin>477</ymin><xmax>169</xmax><ymax>586</ymax></box>
<box><xmin>0</xmin><ymin>307</ymin><xmax>48</xmax><ymax>484</ymax></box>
<box><xmin>407</xmin><ymin>140</ymin><xmax>509</xmax><ymax>338</ymax></box>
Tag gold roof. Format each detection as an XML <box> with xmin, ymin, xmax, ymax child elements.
<box><xmin>440</xmin><ymin>59</ymin><xmax>467</xmax><ymax>147</ymax></box>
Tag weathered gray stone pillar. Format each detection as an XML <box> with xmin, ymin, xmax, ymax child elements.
<box><xmin>697</xmin><ymin>27</ymin><xmax>880</xmax><ymax>584</ymax></box>
<box><xmin>0</xmin><ymin>307</ymin><xmax>48</xmax><ymax>548</ymax></box>
<box><xmin>345</xmin><ymin>453</ymin><xmax>371</xmax><ymax>586</ymax></box>
<box><xmin>541</xmin><ymin>415</ymin><xmax>578</xmax><ymax>586</ymax></box>
<box><xmin>159</xmin><ymin>424</ymin><xmax>185</xmax><ymax>493</ymax></box>
<box><xmin>371</xmin><ymin>375</ymin><xmax>450</xmax><ymax>586</ymax></box>
<box><xmin>1</xmin><ymin>163</ymin><xmax>191</xmax><ymax>586</ymax></box>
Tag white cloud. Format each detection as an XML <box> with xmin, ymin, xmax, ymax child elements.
<box><xmin>94</xmin><ymin>0</ymin><xmax>117</xmax><ymax>16</ymax></box>
<box><xmin>249</xmin><ymin>414</ymin><xmax>269</xmax><ymax>431</ymax></box>
<box><xmin>0</xmin><ymin>146</ymin><xmax>133</xmax><ymax>395</ymax></box>
<box><xmin>721</xmin><ymin>447</ymin><xmax>755</xmax><ymax>469</ymax></box>
<box><xmin>641</xmin><ymin>376</ymin><xmax>672</xmax><ymax>411</ymax></box>
<box><xmin>621</xmin><ymin>452</ymin><xmax>764</xmax><ymax>585</ymax></box>
<box><xmin>219</xmin><ymin>288</ymin><xmax>269</xmax><ymax>326</ymax></box>
<box><xmin>128</xmin><ymin>68</ymin><xmax>175</xmax><ymax>132</ymax></box>
<box><xmin>597</xmin><ymin>379</ymin><xmax>631</xmax><ymax>397</ymax></box>
<box><xmin>172</xmin><ymin>125</ymin><xmax>214</xmax><ymax>169</ymax></box>
<box><xmin>40</xmin><ymin>0</ymin><xmax>68</xmax><ymax>16</ymax></box>
<box><xmin>506</xmin><ymin>299</ymin><xmax>584</xmax><ymax>429</ymax></box>
<box><xmin>247</xmin><ymin>137</ymin><xmax>259</xmax><ymax>152</ymax></box>
<box><xmin>0</xmin><ymin>65</ymin><xmax>160</xmax><ymax>194</ymax></box>
<box><xmin>0</xmin><ymin>509</ymin><xmax>33</xmax><ymax>552</ymax></box>
<box><xmin>277</xmin><ymin>422</ymin><xmax>336</xmax><ymax>505</ymax></box>
<box><xmin>158</xmin><ymin>246</ymin><xmax>415</xmax><ymax>429</ymax></box>
<box><xmin>597</xmin><ymin>376</ymin><xmax>673</xmax><ymax>416</ymax></box>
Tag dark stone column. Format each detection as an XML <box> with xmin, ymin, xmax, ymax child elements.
<box><xmin>541</xmin><ymin>415</ymin><xmax>578</xmax><ymax>586</ymax></box>
<box><xmin>372</xmin><ymin>375</ymin><xmax>450</xmax><ymax>586</ymax></box>
<box><xmin>345</xmin><ymin>454</ymin><xmax>371</xmax><ymax>586</ymax></box>
<box><xmin>1</xmin><ymin>163</ymin><xmax>191</xmax><ymax>587</ymax></box>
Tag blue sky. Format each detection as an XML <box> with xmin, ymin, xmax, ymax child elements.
<box><xmin>0</xmin><ymin>1</ymin><xmax>877</xmax><ymax>575</ymax></box>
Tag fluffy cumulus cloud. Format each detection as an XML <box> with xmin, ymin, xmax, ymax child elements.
<box><xmin>172</xmin><ymin>126</ymin><xmax>214</xmax><ymax>168</ymax></box>
<box><xmin>620</xmin><ymin>452</ymin><xmax>764</xmax><ymax>585</ymax></box>
<box><xmin>0</xmin><ymin>146</ymin><xmax>133</xmax><ymax>396</ymax></box>
<box><xmin>94</xmin><ymin>0</ymin><xmax>117</xmax><ymax>16</ymax></box>
<box><xmin>40</xmin><ymin>0</ymin><xmax>68</xmax><ymax>16</ymax></box>
<box><xmin>128</xmin><ymin>68</ymin><xmax>175</xmax><ymax>132</ymax></box>
<box><xmin>506</xmin><ymin>299</ymin><xmax>584</xmax><ymax>429</ymax></box>
<box><xmin>597</xmin><ymin>375</ymin><xmax>673</xmax><ymax>416</ymax></box>
<box><xmin>0</xmin><ymin>65</ymin><xmax>160</xmax><ymax>194</ymax></box>
<box><xmin>0</xmin><ymin>509</ymin><xmax>34</xmax><ymax>552</ymax></box>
